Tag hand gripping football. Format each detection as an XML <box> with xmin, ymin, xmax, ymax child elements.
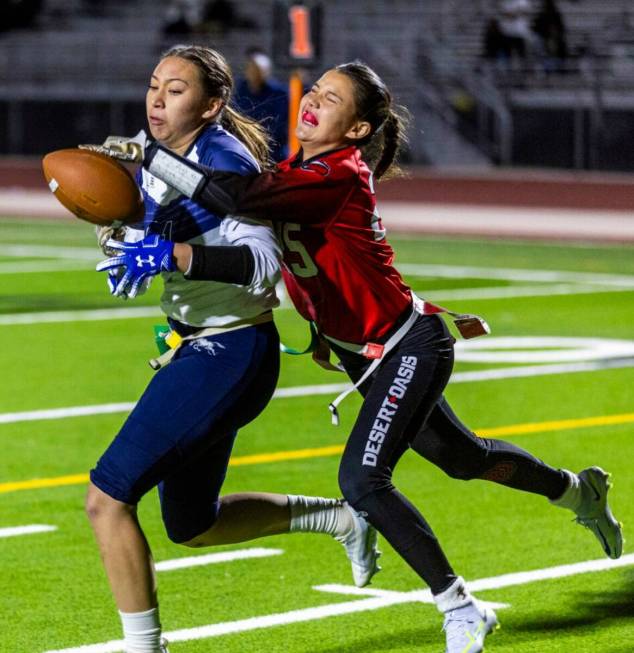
<box><xmin>42</xmin><ymin>148</ymin><xmax>144</xmax><ymax>226</ymax></box>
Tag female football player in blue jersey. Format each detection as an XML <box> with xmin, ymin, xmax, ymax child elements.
<box><xmin>84</xmin><ymin>46</ymin><xmax>379</xmax><ymax>653</ymax></box>
<box><xmin>100</xmin><ymin>59</ymin><xmax>623</xmax><ymax>653</ymax></box>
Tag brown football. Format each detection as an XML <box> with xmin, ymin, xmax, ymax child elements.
<box><xmin>42</xmin><ymin>148</ymin><xmax>144</xmax><ymax>226</ymax></box>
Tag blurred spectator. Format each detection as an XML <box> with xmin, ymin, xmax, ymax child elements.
<box><xmin>497</xmin><ymin>0</ymin><xmax>536</xmax><ymax>61</ymax></box>
<box><xmin>533</xmin><ymin>0</ymin><xmax>568</xmax><ymax>72</ymax></box>
<box><xmin>234</xmin><ymin>48</ymin><xmax>289</xmax><ymax>162</ymax></box>
<box><xmin>161</xmin><ymin>0</ymin><xmax>256</xmax><ymax>39</ymax></box>
<box><xmin>161</xmin><ymin>0</ymin><xmax>200</xmax><ymax>37</ymax></box>
<box><xmin>482</xmin><ymin>17</ymin><xmax>509</xmax><ymax>63</ymax></box>
<box><xmin>481</xmin><ymin>0</ymin><xmax>538</xmax><ymax>75</ymax></box>
<box><xmin>200</xmin><ymin>0</ymin><xmax>257</xmax><ymax>35</ymax></box>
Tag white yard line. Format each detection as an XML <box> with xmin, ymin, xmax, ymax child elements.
<box><xmin>419</xmin><ymin>283</ymin><xmax>632</xmax><ymax>302</ymax></box>
<box><xmin>0</xmin><ymin>402</ymin><xmax>137</xmax><ymax>424</ymax></box>
<box><xmin>2</xmin><ymin>357</ymin><xmax>633</xmax><ymax>426</ymax></box>
<box><xmin>449</xmin><ymin>357</ymin><xmax>634</xmax><ymax>381</ymax></box>
<box><xmin>5</xmin><ymin>244</ymin><xmax>634</xmax><ymax>284</ymax></box>
<box><xmin>0</xmin><ymin>524</ymin><xmax>57</xmax><ymax>538</ymax></box>
<box><xmin>272</xmin><ymin>383</ymin><xmax>352</xmax><ymax>399</ymax></box>
<box><xmin>155</xmin><ymin>548</ymin><xmax>283</xmax><ymax>572</ymax></box>
<box><xmin>4</xmin><ymin>245</ymin><xmax>99</xmax><ymax>260</ymax></box>
<box><xmin>43</xmin><ymin>553</ymin><xmax>634</xmax><ymax>653</ymax></box>
<box><xmin>0</xmin><ymin>245</ymin><xmax>96</xmax><ymax>273</ymax></box>
<box><xmin>2</xmin><ymin>281</ymin><xmax>631</xmax><ymax>326</ymax></box>
<box><xmin>314</xmin><ymin>584</ymin><xmax>511</xmax><ymax>610</ymax></box>
<box><xmin>0</xmin><ymin>261</ymin><xmax>95</xmax><ymax>274</ymax></box>
<box><xmin>399</xmin><ymin>263</ymin><xmax>634</xmax><ymax>287</ymax></box>
<box><xmin>0</xmin><ymin>306</ymin><xmax>162</xmax><ymax>325</ymax></box>
<box><xmin>0</xmin><ymin>261</ymin><xmax>632</xmax><ymax>323</ymax></box>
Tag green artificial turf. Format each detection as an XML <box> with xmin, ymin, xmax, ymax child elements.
<box><xmin>1</xmin><ymin>217</ymin><xmax>633</xmax><ymax>653</ymax></box>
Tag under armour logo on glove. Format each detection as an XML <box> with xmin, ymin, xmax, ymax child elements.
<box><xmin>135</xmin><ymin>254</ymin><xmax>156</xmax><ymax>268</ymax></box>
<box><xmin>96</xmin><ymin>235</ymin><xmax>175</xmax><ymax>299</ymax></box>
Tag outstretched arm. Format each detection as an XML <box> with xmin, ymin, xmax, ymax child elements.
<box><xmin>143</xmin><ymin>142</ymin><xmax>354</xmax><ymax>224</ymax></box>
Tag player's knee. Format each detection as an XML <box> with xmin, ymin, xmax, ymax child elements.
<box><xmin>84</xmin><ymin>485</ymin><xmax>104</xmax><ymax>523</ymax></box>
<box><xmin>161</xmin><ymin>502</ymin><xmax>220</xmax><ymax>544</ymax></box>
<box><xmin>164</xmin><ymin>522</ymin><xmax>217</xmax><ymax>546</ymax></box>
<box><xmin>85</xmin><ymin>482</ymin><xmax>134</xmax><ymax>524</ymax></box>
<box><xmin>440</xmin><ymin>457</ymin><xmax>485</xmax><ymax>481</ymax></box>
<box><xmin>338</xmin><ymin>464</ymin><xmax>384</xmax><ymax>505</ymax></box>
<box><xmin>163</xmin><ymin>520</ymin><xmax>211</xmax><ymax>545</ymax></box>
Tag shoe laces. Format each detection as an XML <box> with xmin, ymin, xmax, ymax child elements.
<box><xmin>442</xmin><ymin>608</ymin><xmax>481</xmax><ymax>643</ymax></box>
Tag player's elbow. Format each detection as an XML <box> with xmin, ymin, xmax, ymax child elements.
<box><xmin>249</xmin><ymin>247</ymin><xmax>282</xmax><ymax>288</ymax></box>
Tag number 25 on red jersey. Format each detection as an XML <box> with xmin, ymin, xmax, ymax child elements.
<box><xmin>279</xmin><ymin>222</ymin><xmax>318</xmax><ymax>278</ymax></box>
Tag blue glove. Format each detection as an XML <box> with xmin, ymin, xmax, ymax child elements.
<box><xmin>96</xmin><ymin>235</ymin><xmax>176</xmax><ymax>299</ymax></box>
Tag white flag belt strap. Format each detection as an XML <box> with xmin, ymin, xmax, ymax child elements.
<box><xmin>327</xmin><ymin>304</ymin><xmax>421</xmax><ymax>426</ymax></box>
<box><xmin>323</xmin><ymin>296</ymin><xmax>441</xmax><ymax>355</ymax></box>
<box><xmin>149</xmin><ymin>311</ymin><xmax>273</xmax><ymax>370</ymax></box>
<box><xmin>326</xmin><ymin>294</ymin><xmax>490</xmax><ymax>425</ymax></box>
<box><xmin>323</xmin><ymin>334</ymin><xmax>370</xmax><ymax>355</ymax></box>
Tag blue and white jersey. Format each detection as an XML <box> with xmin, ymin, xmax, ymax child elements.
<box><xmin>135</xmin><ymin>123</ymin><xmax>281</xmax><ymax>327</ymax></box>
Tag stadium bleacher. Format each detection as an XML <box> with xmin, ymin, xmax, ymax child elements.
<box><xmin>1</xmin><ymin>0</ymin><xmax>633</xmax><ymax>168</ymax></box>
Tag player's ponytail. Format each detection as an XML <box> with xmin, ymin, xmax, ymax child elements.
<box><xmin>335</xmin><ymin>61</ymin><xmax>409</xmax><ymax>180</ymax></box>
<box><xmin>162</xmin><ymin>45</ymin><xmax>270</xmax><ymax>168</ymax></box>
<box><xmin>373</xmin><ymin>110</ymin><xmax>406</xmax><ymax>180</ymax></box>
<box><xmin>220</xmin><ymin>105</ymin><xmax>271</xmax><ymax>169</ymax></box>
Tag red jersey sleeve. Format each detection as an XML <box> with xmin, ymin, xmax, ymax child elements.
<box><xmin>204</xmin><ymin>149</ymin><xmax>358</xmax><ymax>225</ymax></box>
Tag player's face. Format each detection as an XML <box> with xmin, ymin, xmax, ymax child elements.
<box><xmin>146</xmin><ymin>56</ymin><xmax>222</xmax><ymax>154</ymax></box>
<box><xmin>297</xmin><ymin>70</ymin><xmax>371</xmax><ymax>159</ymax></box>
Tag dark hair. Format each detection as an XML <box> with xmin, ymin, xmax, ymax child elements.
<box><xmin>334</xmin><ymin>61</ymin><xmax>409</xmax><ymax>180</ymax></box>
<box><xmin>161</xmin><ymin>45</ymin><xmax>270</xmax><ymax>167</ymax></box>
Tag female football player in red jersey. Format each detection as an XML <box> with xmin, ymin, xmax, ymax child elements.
<box><xmin>105</xmin><ymin>60</ymin><xmax>622</xmax><ymax>653</ymax></box>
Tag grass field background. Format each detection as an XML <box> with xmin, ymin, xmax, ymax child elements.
<box><xmin>1</xmin><ymin>215</ymin><xmax>633</xmax><ymax>653</ymax></box>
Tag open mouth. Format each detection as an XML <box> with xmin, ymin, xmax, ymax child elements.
<box><xmin>301</xmin><ymin>110</ymin><xmax>318</xmax><ymax>127</ymax></box>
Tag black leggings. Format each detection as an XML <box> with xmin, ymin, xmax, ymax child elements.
<box><xmin>335</xmin><ymin>314</ymin><xmax>567</xmax><ymax>594</ymax></box>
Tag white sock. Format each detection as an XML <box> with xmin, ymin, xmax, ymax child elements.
<box><xmin>550</xmin><ymin>470</ymin><xmax>583</xmax><ymax>512</ymax></box>
<box><xmin>119</xmin><ymin>607</ymin><xmax>162</xmax><ymax>653</ymax></box>
<box><xmin>287</xmin><ymin>495</ymin><xmax>354</xmax><ymax>537</ymax></box>
<box><xmin>433</xmin><ymin>576</ymin><xmax>474</xmax><ymax>613</ymax></box>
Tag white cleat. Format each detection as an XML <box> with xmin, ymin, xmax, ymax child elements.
<box><xmin>443</xmin><ymin>601</ymin><xmax>499</xmax><ymax>653</ymax></box>
<box><xmin>335</xmin><ymin>502</ymin><xmax>381</xmax><ymax>587</ymax></box>
<box><xmin>576</xmin><ymin>467</ymin><xmax>623</xmax><ymax>559</ymax></box>
<box><xmin>159</xmin><ymin>638</ymin><xmax>170</xmax><ymax>653</ymax></box>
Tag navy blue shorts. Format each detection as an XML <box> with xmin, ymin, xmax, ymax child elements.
<box><xmin>90</xmin><ymin>320</ymin><xmax>279</xmax><ymax>542</ymax></box>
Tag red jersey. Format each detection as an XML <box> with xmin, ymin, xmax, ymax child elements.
<box><xmin>224</xmin><ymin>146</ymin><xmax>413</xmax><ymax>344</ymax></box>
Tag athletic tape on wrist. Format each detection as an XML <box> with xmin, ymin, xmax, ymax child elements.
<box><xmin>148</xmin><ymin>148</ymin><xmax>205</xmax><ymax>198</ymax></box>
